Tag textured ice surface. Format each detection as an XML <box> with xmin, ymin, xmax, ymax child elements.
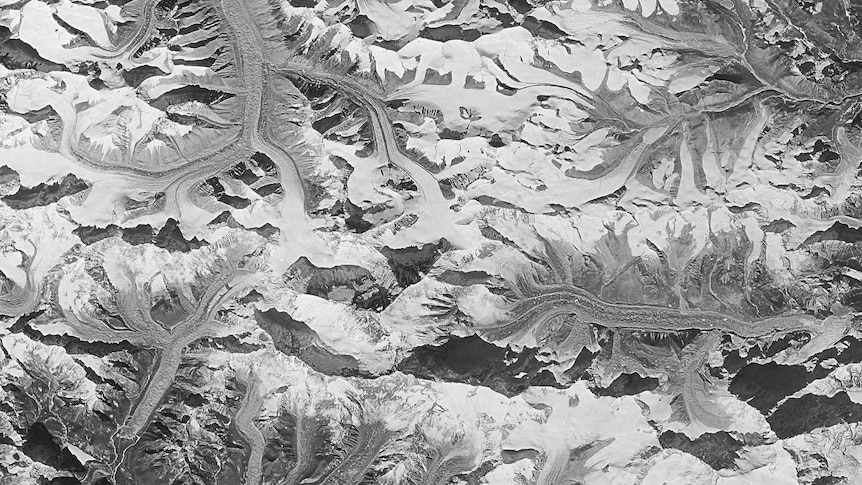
<box><xmin>3</xmin><ymin>0</ymin><xmax>862</xmax><ymax>483</ymax></box>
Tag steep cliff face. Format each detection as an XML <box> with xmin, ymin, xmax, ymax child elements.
<box><xmin>3</xmin><ymin>0</ymin><xmax>862</xmax><ymax>483</ymax></box>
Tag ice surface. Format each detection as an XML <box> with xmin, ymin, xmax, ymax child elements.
<box><xmin>2</xmin><ymin>0</ymin><xmax>862</xmax><ymax>482</ymax></box>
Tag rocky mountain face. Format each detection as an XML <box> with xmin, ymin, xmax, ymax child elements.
<box><xmin>3</xmin><ymin>0</ymin><xmax>862</xmax><ymax>483</ymax></box>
